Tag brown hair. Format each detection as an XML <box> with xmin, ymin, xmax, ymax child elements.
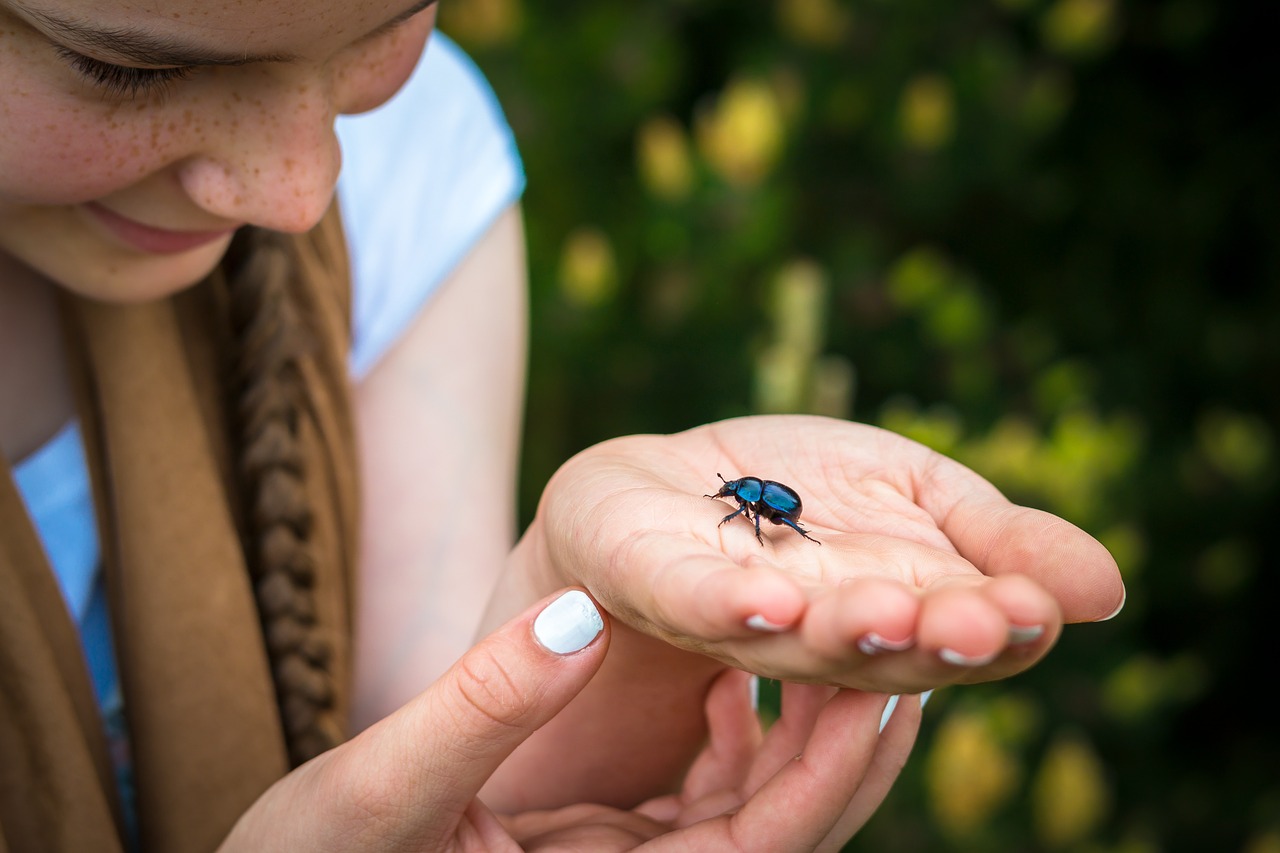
<box><xmin>220</xmin><ymin>223</ymin><xmax>346</xmax><ymax>766</ymax></box>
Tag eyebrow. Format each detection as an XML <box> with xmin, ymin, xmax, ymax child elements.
<box><xmin>22</xmin><ymin>0</ymin><xmax>438</xmax><ymax>66</ymax></box>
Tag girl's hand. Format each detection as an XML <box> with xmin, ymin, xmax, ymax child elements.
<box><xmin>219</xmin><ymin>590</ymin><xmax>919</xmax><ymax>853</ymax></box>
<box><xmin>219</xmin><ymin>589</ymin><xmax>610</xmax><ymax>852</ymax></box>
<box><xmin>535</xmin><ymin>414</ymin><xmax>1124</xmax><ymax>695</ymax></box>
<box><xmin>505</xmin><ymin>670</ymin><xmax>921</xmax><ymax>853</ymax></box>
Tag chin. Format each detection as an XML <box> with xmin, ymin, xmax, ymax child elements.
<box><xmin>58</xmin><ymin>233</ymin><xmax>236</xmax><ymax>305</ymax></box>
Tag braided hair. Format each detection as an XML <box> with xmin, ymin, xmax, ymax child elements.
<box><xmin>220</xmin><ymin>225</ymin><xmax>344</xmax><ymax>766</ymax></box>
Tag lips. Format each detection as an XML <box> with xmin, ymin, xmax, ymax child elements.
<box><xmin>83</xmin><ymin>202</ymin><xmax>238</xmax><ymax>255</ymax></box>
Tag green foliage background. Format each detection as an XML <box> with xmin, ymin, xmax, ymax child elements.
<box><xmin>440</xmin><ymin>0</ymin><xmax>1278</xmax><ymax>849</ymax></box>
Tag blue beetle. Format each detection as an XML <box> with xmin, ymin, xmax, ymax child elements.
<box><xmin>705</xmin><ymin>473</ymin><xmax>821</xmax><ymax>545</ymax></box>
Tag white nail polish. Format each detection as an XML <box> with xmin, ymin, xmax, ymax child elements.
<box><xmin>878</xmin><ymin>695</ymin><xmax>900</xmax><ymax>732</ymax></box>
<box><xmin>534</xmin><ymin>590</ymin><xmax>604</xmax><ymax>654</ymax></box>
<box><xmin>879</xmin><ymin>690</ymin><xmax>933</xmax><ymax>733</ymax></box>
<box><xmin>939</xmin><ymin>648</ymin><xmax>998</xmax><ymax>667</ymax></box>
<box><xmin>1008</xmin><ymin>624</ymin><xmax>1045</xmax><ymax>644</ymax></box>
<box><xmin>857</xmin><ymin>632</ymin><xmax>915</xmax><ymax>656</ymax></box>
<box><xmin>746</xmin><ymin>614</ymin><xmax>789</xmax><ymax>632</ymax></box>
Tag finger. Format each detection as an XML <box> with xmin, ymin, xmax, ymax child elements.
<box><xmin>936</xmin><ymin>572</ymin><xmax>1063</xmax><ymax>685</ymax></box>
<box><xmin>632</xmin><ymin>543</ymin><xmax>811</xmax><ymax>641</ymax></box>
<box><xmin>638</xmin><ymin>668</ymin><xmax>762</xmax><ymax>826</ymax></box>
<box><xmin>673</xmin><ymin>680</ymin><xmax>839</xmax><ymax>828</ymax></box>
<box><xmin>338</xmin><ymin>588</ymin><xmax>608</xmax><ymax>850</ymax></box>
<box><xmin>743</xmin><ymin>681</ymin><xmax>838</xmax><ymax>794</ymax></box>
<box><xmin>726</xmin><ymin>690</ymin><xmax>896</xmax><ymax>852</ymax></box>
<box><xmin>819</xmin><ymin>573</ymin><xmax>1060</xmax><ymax>692</ymax></box>
<box><xmin>817</xmin><ymin>692</ymin><xmax>923</xmax><ymax>852</ymax></box>
<box><xmin>681</xmin><ymin>669</ymin><xmax>762</xmax><ymax>802</ymax></box>
<box><xmin>456</xmin><ymin>800</ymin><xmax>523</xmax><ymax>853</ymax></box>
<box><xmin>919</xmin><ymin>460</ymin><xmax>1124</xmax><ymax>622</ymax></box>
<box><xmin>640</xmin><ymin>666</ymin><xmax>757</xmax><ymax>819</ymax></box>
<box><xmin>799</xmin><ymin>576</ymin><xmax>921</xmax><ymax>663</ymax></box>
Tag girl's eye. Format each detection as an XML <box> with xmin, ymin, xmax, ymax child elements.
<box><xmin>55</xmin><ymin>46</ymin><xmax>194</xmax><ymax>100</ymax></box>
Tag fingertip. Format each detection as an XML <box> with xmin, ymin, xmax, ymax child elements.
<box><xmin>918</xmin><ymin>587</ymin><xmax>1008</xmax><ymax>664</ymax></box>
<box><xmin>686</xmin><ymin>562</ymin><xmax>807</xmax><ymax>637</ymax></box>
<box><xmin>359</xmin><ymin>588</ymin><xmax>611</xmax><ymax>821</ymax></box>
<box><xmin>981</xmin><ymin>572</ymin><xmax>1063</xmax><ymax>636</ymax></box>
<box><xmin>805</xmin><ymin>578</ymin><xmax>919</xmax><ymax>660</ymax></box>
<box><xmin>942</xmin><ymin>498</ymin><xmax>1125</xmax><ymax>620</ymax></box>
<box><xmin>1095</xmin><ymin>586</ymin><xmax>1126</xmax><ymax>622</ymax></box>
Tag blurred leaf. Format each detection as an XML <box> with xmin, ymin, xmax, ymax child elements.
<box><xmin>1196</xmin><ymin>408</ymin><xmax>1275</xmax><ymax>486</ymax></box>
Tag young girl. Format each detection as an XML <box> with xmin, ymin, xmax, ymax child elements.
<box><xmin>0</xmin><ymin>0</ymin><xmax>1124</xmax><ymax>850</ymax></box>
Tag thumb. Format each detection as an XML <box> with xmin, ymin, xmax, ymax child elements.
<box><xmin>348</xmin><ymin>589</ymin><xmax>608</xmax><ymax>847</ymax></box>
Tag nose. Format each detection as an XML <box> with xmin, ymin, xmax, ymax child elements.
<box><xmin>178</xmin><ymin>72</ymin><xmax>342</xmax><ymax>234</ymax></box>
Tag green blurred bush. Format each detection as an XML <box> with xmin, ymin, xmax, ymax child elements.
<box><xmin>441</xmin><ymin>0</ymin><xmax>1279</xmax><ymax>849</ymax></box>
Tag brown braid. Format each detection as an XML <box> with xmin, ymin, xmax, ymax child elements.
<box><xmin>221</xmin><ymin>225</ymin><xmax>343</xmax><ymax>766</ymax></box>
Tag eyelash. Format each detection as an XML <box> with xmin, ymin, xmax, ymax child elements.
<box><xmin>55</xmin><ymin>47</ymin><xmax>193</xmax><ymax>100</ymax></box>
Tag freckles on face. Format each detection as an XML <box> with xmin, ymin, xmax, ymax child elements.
<box><xmin>0</xmin><ymin>0</ymin><xmax>432</xmax><ymax>213</ymax></box>
<box><xmin>0</xmin><ymin>32</ymin><xmax>194</xmax><ymax>207</ymax></box>
<box><xmin>2</xmin><ymin>101</ymin><xmax>179</xmax><ymax>206</ymax></box>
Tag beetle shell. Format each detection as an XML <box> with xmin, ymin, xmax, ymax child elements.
<box><xmin>705</xmin><ymin>473</ymin><xmax>820</xmax><ymax>545</ymax></box>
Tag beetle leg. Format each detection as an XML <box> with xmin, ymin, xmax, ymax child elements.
<box><xmin>753</xmin><ymin>509</ymin><xmax>765</xmax><ymax>545</ymax></box>
<box><xmin>717</xmin><ymin>502</ymin><xmax>749</xmax><ymax>528</ymax></box>
<box><xmin>778</xmin><ymin>517</ymin><xmax>822</xmax><ymax>545</ymax></box>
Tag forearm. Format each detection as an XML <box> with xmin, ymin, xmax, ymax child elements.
<box><xmin>478</xmin><ymin>518</ymin><xmax>725</xmax><ymax>812</ymax></box>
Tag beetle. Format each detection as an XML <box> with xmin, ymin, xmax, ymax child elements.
<box><xmin>705</xmin><ymin>473</ymin><xmax>821</xmax><ymax>545</ymax></box>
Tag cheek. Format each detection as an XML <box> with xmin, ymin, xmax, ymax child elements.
<box><xmin>337</xmin><ymin>14</ymin><xmax>435</xmax><ymax>115</ymax></box>
<box><xmin>0</xmin><ymin>84</ymin><xmax>184</xmax><ymax>206</ymax></box>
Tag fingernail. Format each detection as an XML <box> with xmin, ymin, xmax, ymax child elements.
<box><xmin>938</xmin><ymin>648</ymin><xmax>998</xmax><ymax>667</ymax></box>
<box><xmin>748</xmin><ymin>675</ymin><xmax>760</xmax><ymax>711</ymax></box>
<box><xmin>857</xmin><ymin>632</ymin><xmax>915</xmax><ymax>656</ymax></box>
<box><xmin>1008</xmin><ymin>624</ymin><xmax>1045</xmax><ymax>645</ymax></box>
<box><xmin>534</xmin><ymin>590</ymin><xmax>604</xmax><ymax>654</ymax></box>
<box><xmin>746</xmin><ymin>614</ymin><xmax>790</xmax><ymax>632</ymax></box>
<box><xmin>1097</xmin><ymin>588</ymin><xmax>1126</xmax><ymax>622</ymax></box>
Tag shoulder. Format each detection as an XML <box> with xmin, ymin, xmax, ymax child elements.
<box><xmin>335</xmin><ymin>33</ymin><xmax>526</xmax><ymax>379</ymax></box>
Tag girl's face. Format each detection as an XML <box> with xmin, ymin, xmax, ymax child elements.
<box><xmin>0</xmin><ymin>0</ymin><xmax>435</xmax><ymax>302</ymax></box>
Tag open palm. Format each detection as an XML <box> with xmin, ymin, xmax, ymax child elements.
<box><xmin>536</xmin><ymin>414</ymin><xmax>1123</xmax><ymax>695</ymax></box>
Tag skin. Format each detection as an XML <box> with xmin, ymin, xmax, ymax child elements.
<box><xmin>0</xmin><ymin>0</ymin><xmax>1126</xmax><ymax>846</ymax></box>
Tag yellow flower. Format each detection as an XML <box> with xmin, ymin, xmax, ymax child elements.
<box><xmin>438</xmin><ymin>0</ymin><xmax>523</xmax><ymax>46</ymax></box>
<box><xmin>899</xmin><ymin>74</ymin><xmax>955</xmax><ymax>152</ymax></box>
<box><xmin>696</xmin><ymin>77</ymin><xmax>785</xmax><ymax>187</ymax></box>
<box><xmin>926</xmin><ymin>710</ymin><xmax>1020</xmax><ymax>837</ymax></box>
<box><xmin>637</xmin><ymin>115</ymin><xmax>694</xmax><ymax>201</ymax></box>
<box><xmin>558</xmin><ymin>227</ymin><xmax>617</xmax><ymax>308</ymax></box>
<box><xmin>1042</xmin><ymin>0</ymin><xmax>1118</xmax><ymax>57</ymax></box>
<box><xmin>1032</xmin><ymin>732</ymin><xmax>1109</xmax><ymax>847</ymax></box>
<box><xmin>777</xmin><ymin>0</ymin><xmax>853</xmax><ymax>48</ymax></box>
